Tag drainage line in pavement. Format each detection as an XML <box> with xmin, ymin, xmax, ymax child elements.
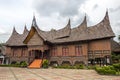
<box><xmin>9</xmin><ymin>68</ymin><xmax>18</xmax><ymax>80</ymax></box>
<box><xmin>25</xmin><ymin>69</ymin><xmax>48</xmax><ymax>80</ymax></box>
<box><xmin>27</xmin><ymin>69</ymin><xmax>75</xmax><ymax>80</ymax></box>
<box><xmin>45</xmin><ymin>70</ymin><xmax>76</xmax><ymax>80</ymax></box>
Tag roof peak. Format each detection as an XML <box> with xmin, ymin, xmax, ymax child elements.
<box><xmin>77</xmin><ymin>14</ymin><xmax>87</xmax><ymax>29</ymax></box>
<box><xmin>103</xmin><ymin>10</ymin><xmax>110</xmax><ymax>23</ymax></box>
<box><xmin>83</xmin><ymin>14</ymin><xmax>87</xmax><ymax>24</ymax></box>
<box><xmin>68</xmin><ymin>18</ymin><xmax>70</xmax><ymax>25</ymax></box>
<box><xmin>23</xmin><ymin>25</ymin><xmax>28</xmax><ymax>34</ymax></box>
<box><xmin>32</xmin><ymin>15</ymin><xmax>38</xmax><ymax>27</ymax></box>
<box><xmin>12</xmin><ymin>26</ymin><xmax>18</xmax><ymax>34</ymax></box>
<box><xmin>66</xmin><ymin>18</ymin><xmax>71</xmax><ymax>28</ymax></box>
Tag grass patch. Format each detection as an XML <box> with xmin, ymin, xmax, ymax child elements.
<box><xmin>0</xmin><ymin>61</ymin><xmax>27</xmax><ymax>68</ymax></box>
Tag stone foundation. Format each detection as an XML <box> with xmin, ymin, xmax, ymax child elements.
<box><xmin>49</xmin><ymin>56</ymin><xmax>88</xmax><ymax>66</ymax></box>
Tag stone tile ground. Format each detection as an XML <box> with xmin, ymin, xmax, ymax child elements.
<box><xmin>0</xmin><ymin>67</ymin><xmax>120</xmax><ymax>80</ymax></box>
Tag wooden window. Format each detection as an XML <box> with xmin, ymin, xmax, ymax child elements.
<box><xmin>14</xmin><ymin>49</ymin><xmax>18</xmax><ymax>57</ymax></box>
<box><xmin>31</xmin><ymin>50</ymin><xmax>35</xmax><ymax>57</ymax></box>
<box><xmin>31</xmin><ymin>50</ymin><xmax>34</xmax><ymax>57</ymax></box>
<box><xmin>62</xmin><ymin>46</ymin><xmax>69</xmax><ymax>56</ymax></box>
<box><xmin>12</xmin><ymin>49</ymin><xmax>15</xmax><ymax>56</ymax></box>
<box><xmin>88</xmin><ymin>50</ymin><xmax>93</xmax><ymax>54</ymax></box>
<box><xmin>29</xmin><ymin>51</ymin><xmax>32</xmax><ymax>57</ymax></box>
<box><xmin>21</xmin><ymin>48</ymin><xmax>26</xmax><ymax>57</ymax></box>
<box><xmin>24</xmin><ymin>49</ymin><xmax>27</xmax><ymax>56</ymax></box>
<box><xmin>88</xmin><ymin>50</ymin><xmax>94</xmax><ymax>58</ymax></box>
<box><xmin>103</xmin><ymin>50</ymin><xmax>110</xmax><ymax>54</ymax></box>
<box><xmin>75</xmin><ymin>45</ymin><xmax>82</xmax><ymax>56</ymax></box>
<box><xmin>13</xmin><ymin>48</ymin><xmax>18</xmax><ymax>57</ymax></box>
<box><xmin>23</xmin><ymin>49</ymin><xmax>25</xmax><ymax>56</ymax></box>
<box><xmin>21</xmin><ymin>48</ymin><xmax>23</xmax><ymax>56</ymax></box>
<box><xmin>15</xmin><ymin>51</ymin><xmax>17</xmax><ymax>56</ymax></box>
<box><xmin>8</xmin><ymin>53</ymin><xmax>10</xmax><ymax>56</ymax></box>
<box><xmin>94</xmin><ymin>50</ymin><xmax>102</xmax><ymax>54</ymax></box>
<box><xmin>51</xmin><ymin>47</ymin><xmax>57</xmax><ymax>56</ymax></box>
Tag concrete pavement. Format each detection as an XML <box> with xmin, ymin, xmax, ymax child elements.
<box><xmin>0</xmin><ymin>67</ymin><xmax>120</xmax><ymax>80</ymax></box>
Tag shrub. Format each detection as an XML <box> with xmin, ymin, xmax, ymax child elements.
<box><xmin>106</xmin><ymin>70</ymin><xmax>116</xmax><ymax>75</ymax></box>
<box><xmin>63</xmin><ymin>65</ymin><xmax>74</xmax><ymax>69</ymax></box>
<box><xmin>74</xmin><ymin>64</ymin><xmax>84</xmax><ymax>69</ymax></box>
<box><xmin>111</xmin><ymin>53</ymin><xmax>120</xmax><ymax>63</ymax></box>
<box><xmin>0</xmin><ymin>64</ymin><xmax>11</xmax><ymax>67</ymax></box>
<box><xmin>20</xmin><ymin>61</ymin><xmax>27</xmax><ymax>67</ymax></box>
<box><xmin>11</xmin><ymin>61</ymin><xmax>17</xmax><ymax>65</ymax></box>
<box><xmin>0</xmin><ymin>64</ymin><xmax>20</xmax><ymax>67</ymax></box>
<box><xmin>87</xmin><ymin>65</ymin><xmax>96</xmax><ymax>69</ymax></box>
<box><xmin>53</xmin><ymin>64</ymin><xmax>85</xmax><ymax>69</ymax></box>
<box><xmin>54</xmin><ymin>65</ymin><xmax>73</xmax><ymax>69</ymax></box>
<box><xmin>42</xmin><ymin>59</ymin><xmax>49</xmax><ymax>68</ymax></box>
<box><xmin>15</xmin><ymin>62</ymin><xmax>20</xmax><ymax>67</ymax></box>
<box><xmin>95</xmin><ymin>67</ymin><xmax>105</xmax><ymax>75</ymax></box>
<box><xmin>95</xmin><ymin>65</ymin><xmax>120</xmax><ymax>75</ymax></box>
<box><xmin>0</xmin><ymin>61</ymin><xmax>28</xmax><ymax>67</ymax></box>
<box><xmin>10</xmin><ymin>62</ymin><xmax>20</xmax><ymax>67</ymax></box>
<box><xmin>113</xmin><ymin>63</ymin><xmax>120</xmax><ymax>71</ymax></box>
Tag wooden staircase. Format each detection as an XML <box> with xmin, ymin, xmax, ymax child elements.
<box><xmin>28</xmin><ymin>59</ymin><xmax>42</xmax><ymax>68</ymax></box>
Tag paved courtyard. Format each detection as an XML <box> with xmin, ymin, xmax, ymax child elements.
<box><xmin>0</xmin><ymin>67</ymin><xmax>120</xmax><ymax>80</ymax></box>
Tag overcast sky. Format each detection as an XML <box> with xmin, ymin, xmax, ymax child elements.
<box><xmin>0</xmin><ymin>0</ymin><xmax>120</xmax><ymax>43</ymax></box>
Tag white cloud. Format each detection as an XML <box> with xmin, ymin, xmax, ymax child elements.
<box><xmin>0</xmin><ymin>0</ymin><xmax>120</xmax><ymax>42</ymax></box>
<box><xmin>0</xmin><ymin>0</ymin><xmax>34</xmax><ymax>33</ymax></box>
<box><xmin>78</xmin><ymin>0</ymin><xmax>120</xmax><ymax>41</ymax></box>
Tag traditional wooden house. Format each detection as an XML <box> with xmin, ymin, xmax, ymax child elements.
<box><xmin>5</xmin><ymin>11</ymin><xmax>115</xmax><ymax>68</ymax></box>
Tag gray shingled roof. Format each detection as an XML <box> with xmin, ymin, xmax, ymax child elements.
<box><xmin>36</xmin><ymin>11</ymin><xmax>115</xmax><ymax>43</ymax></box>
<box><xmin>6</xmin><ymin>26</ymin><xmax>29</xmax><ymax>46</ymax></box>
<box><xmin>111</xmin><ymin>40</ymin><xmax>120</xmax><ymax>52</ymax></box>
<box><xmin>6</xmin><ymin>11</ymin><xmax>115</xmax><ymax>46</ymax></box>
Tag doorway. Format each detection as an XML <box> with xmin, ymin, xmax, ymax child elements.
<box><xmin>34</xmin><ymin>50</ymin><xmax>42</xmax><ymax>59</ymax></box>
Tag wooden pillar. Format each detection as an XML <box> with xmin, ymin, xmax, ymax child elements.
<box><xmin>28</xmin><ymin>51</ymin><xmax>30</xmax><ymax>63</ymax></box>
<box><xmin>41</xmin><ymin>51</ymin><xmax>44</xmax><ymax>60</ymax></box>
<box><xmin>2</xmin><ymin>57</ymin><xmax>4</xmax><ymax>64</ymax></box>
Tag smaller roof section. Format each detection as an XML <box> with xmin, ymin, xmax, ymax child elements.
<box><xmin>53</xmin><ymin>19</ymin><xmax>71</xmax><ymax>39</ymax></box>
<box><xmin>5</xmin><ymin>26</ymin><xmax>29</xmax><ymax>46</ymax></box>
<box><xmin>111</xmin><ymin>40</ymin><xmax>120</xmax><ymax>53</ymax></box>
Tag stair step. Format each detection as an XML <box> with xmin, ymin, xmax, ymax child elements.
<box><xmin>28</xmin><ymin>59</ymin><xmax>42</xmax><ymax>68</ymax></box>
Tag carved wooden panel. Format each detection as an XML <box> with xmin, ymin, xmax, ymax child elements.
<box><xmin>27</xmin><ymin>32</ymin><xmax>43</xmax><ymax>45</ymax></box>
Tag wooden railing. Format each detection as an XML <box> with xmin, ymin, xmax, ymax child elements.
<box><xmin>88</xmin><ymin>53</ymin><xmax>110</xmax><ymax>59</ymax></box>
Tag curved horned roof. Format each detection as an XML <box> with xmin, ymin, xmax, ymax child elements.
<box><xmin>6</xmin><ymin>11</ymin><xmax>115</xmax><ymax>46</ymax></box>
<box><xmin>6</xmin><ymin>26</ymin><xmax>29</xmax><ymax>46</ymax></box>
<box><xmin>49</xmin><ymin>11</ymin><xmax>115</xmax><ymax>43</ymax></box>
